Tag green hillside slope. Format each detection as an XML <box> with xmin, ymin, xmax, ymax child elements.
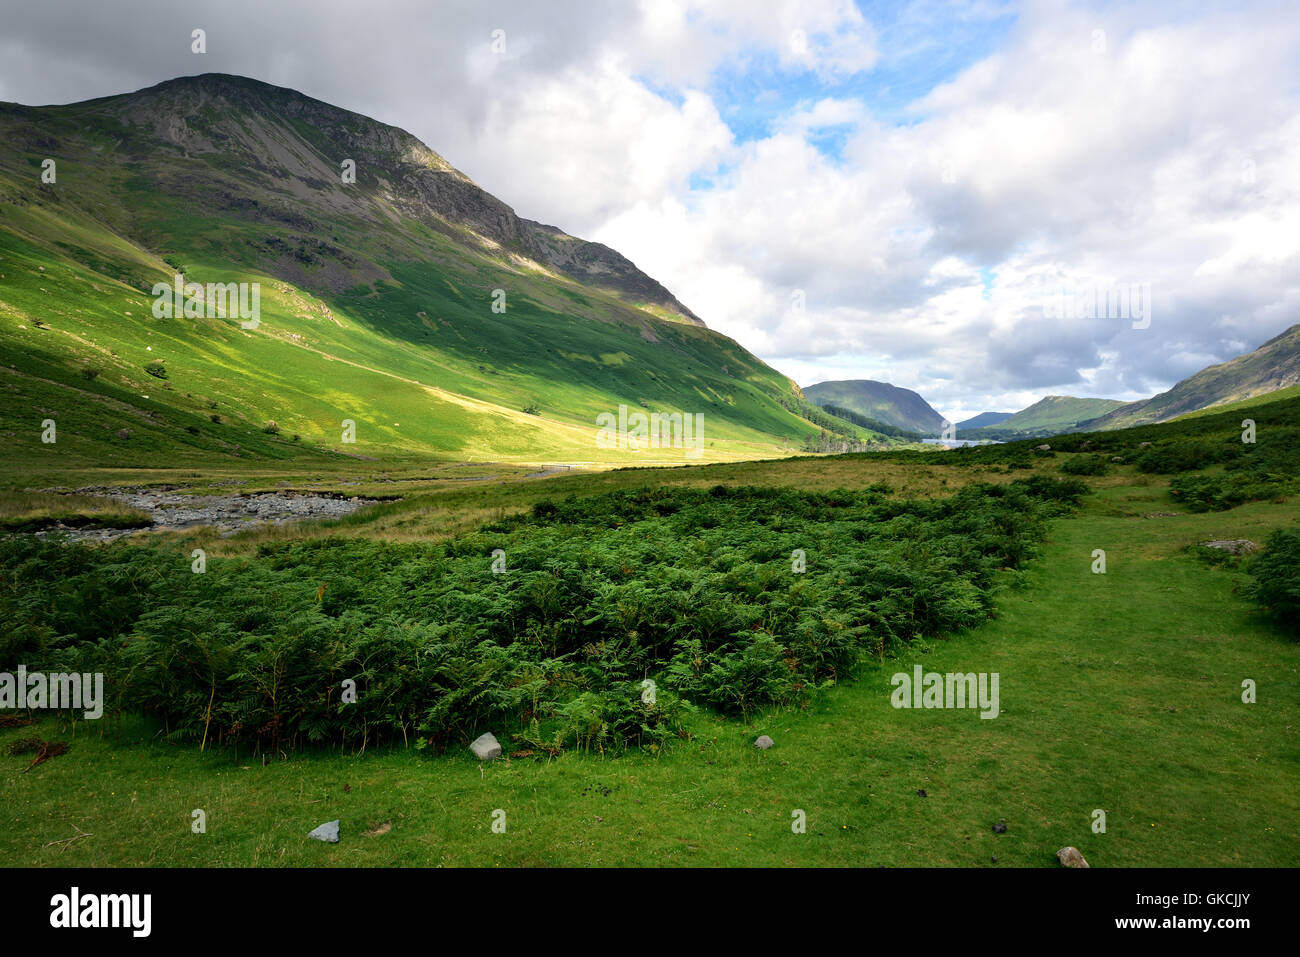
<box><xmin>802</xmin><ymin>379</ymin><xmax>946</xmax><ymax>433</ymax></box>
<box><xmin>964</xmin><ymin>395</ymin><xmax>1125</xmax><ymax>439</ymax></box>
<box><xmin>0</xmin><ymin>74</ymin><xmax>830</xmax><ymax>469</ymax></box>
<box><xmin>956</xmin><ymin>411</ymin><xmax>1012</xmax><ymax>430</ymax></box>
<box><xmin>1175</xmin><ymin>382</ymin><xmax>1300</xmax><ymax>420</ymax></box>
<box><xmin>1089</xmin><ymin>324</ymin><xmax>1300</xmax><ymax>430</ymax></box>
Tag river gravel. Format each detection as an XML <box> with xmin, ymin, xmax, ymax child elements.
<box><xmin>31</xmin><ymin>487</ymin><xmax>382</xmax><ymax>542</ymax></box>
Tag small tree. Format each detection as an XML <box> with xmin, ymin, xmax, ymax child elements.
<box><xmin>1246</xmin><ymin>529</ymin><xmax>1300</xmax><ymax>636</ymax></box>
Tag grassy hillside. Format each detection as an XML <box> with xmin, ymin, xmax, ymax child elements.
<box><xmin>803</xmin><ymin>379</ymin><xmax>947</xmax><ymax>434</ymax></box>
<box><xmin>956</xmin><ymin>411</ymin><xmax>1013</xmax><ymax>430</ymax></box>
<box><xmin>0</xmin><ymin>75</ymin><xmax>835</xmax><ymax>470</ymax></box>
<box><xmin>963</xmin><ymin>396</ymin><xmax>1126</xmax><ymax>439</ymax></box>
<box><xmin>1090</xmin><ymin>323</ymin><xmax>1300</xmax><ymax>430</ymax></box>
<box><xmin>1175</xmin><ymin>382</ymin><xmax>1300</xmax><ymax>420</ymax></box>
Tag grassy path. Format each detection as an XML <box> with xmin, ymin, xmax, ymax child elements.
<box><xmin>3</xmin><ymin>483</ymin><xmax>1297</xmax><ymax>866</ymax></box>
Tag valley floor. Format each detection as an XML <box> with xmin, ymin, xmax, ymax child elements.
<box><xmin>2</xmin><ymin>481</ymin><xmax>1296</xmax><ymax>867</ymax></box>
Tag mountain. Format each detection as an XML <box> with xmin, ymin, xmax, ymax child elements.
<box><xmin>0</xmin><ymin>73</ymin><xmax>826</xmax><ymax>467</ymax></box>
<box><xmin>526</xmin><ymin>220</ymin><xmax>703</xmax><ymax>326</ymax></box>
<box><xmin>802</xmin><ymin>379</ymin><xmax>947</xmax><ymax>434</ymax></box>
<box><xmin>960</xmin><ymin>396</ymin><xmax>1126</xmax><ymax>438</ymax></box>
<box><xmin>1175</xmin><ymin>383</ymin><xmax>1300</xmax><ymax>421</ymax></box>
<box><xmin>1087</xmin><ymin>324</ymin><xmax>1300</xmax><ymax>430</ymax></box>
<box><xmin>956</xmin><ymin>411</ymin><xmax>1013</xmax><ymax>431</ymax></box>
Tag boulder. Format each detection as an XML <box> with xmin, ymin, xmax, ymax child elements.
<box><xmin>1056</xmin><ymin>846</ymin><xmax>1089</xmax><ymax>868</ymax></box>
<box><xmin>308</xmin><ymin>820</ymin><xmax>339</xmax><ymax>843</ymax></box>
<box><xmin>1035</xmin><ymin>444</ymin><xmax>1052</xmax><ymax>451</ymax></box>
<box><xmin>470</xmin><ymin>731</ymin><xmax>502</xmax><ymax>760</ymax></box>
<box><xmin>1201</xmin><ymin>540</ymin><xmax>1258</xmax><ymax>555</ymax></box>
<box><xmin>754</xmin><ymin>735</ymin><xmax>774</xmax><ymax>750</ymax></box>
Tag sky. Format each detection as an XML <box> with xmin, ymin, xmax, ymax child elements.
<box><xmin>2</xmin><ymin>0</ymin><xmax>1298</xmax><ymax>422</ymax></box>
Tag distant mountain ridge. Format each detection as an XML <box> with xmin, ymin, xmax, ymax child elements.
<box><xmin>802</xmin><ymin>379</ymin><xmax>947</xmax><ymax>434</ymax></box>
<box><xmin>1087</xmin><ymin>323</ymin><xmax>1300</xmax><ymax>430</ymax></box>
<box><xmin>963</xmin><ymin>396</ymin><xmax>1127</xmax><ymax>438</ymax></box>
<box><xmin>955</xmin><ymin>324</ymin><xmax>1300</xmax><ymax>439</ymax></box>
<box><xmin>957</xmin><ymin>411</ymin><xmax>1013</xmax><ymax>430</ymax></box>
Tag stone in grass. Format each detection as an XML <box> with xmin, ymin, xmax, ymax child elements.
<box><xmin>993</xmin><ymin>820</ymin><xmax>1007</xmax><ymax>834</ymax></box>
<box><xmin>470</xmin><ymin>732</ymin><xmax>502</xmax><ymax>761</ymax></box>
<box><xmin>1201</xmin><ymin>540</ymin><xmax>1258</xmax><ymax>555</ymax></box>
<box><xmin>754</xmin><ymin>735</ymin><xmax>775</xmax><ymax>750</ymax></box>
<box><xmin>1056</xmin><ymin>846</ymin><xmax>1089</xmax><ymax>868</ymax></box>
<box><xmin>308</xmin><ymin>820</ymin><xmax>339</xmax><ymax>843</ymax></box>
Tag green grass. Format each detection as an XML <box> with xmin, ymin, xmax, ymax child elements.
<box><xmin>4</xmin><ymin>481</ymin><xmax>1296</xmax><ymax>867</ymax></box>
<box><xmin>1174</xmin><ymin>383</ymin><xmax>1300</xmax><ymax>420</ymax></box>
<box><xmin>0</xmin><ymin>444</ymin><xmax>1054</xmax><ymax>548</ymax></box>
<box><xmin>0</xmin><ymin>490</ymin><xmax>151</xmax><ymax>531</ymax></box>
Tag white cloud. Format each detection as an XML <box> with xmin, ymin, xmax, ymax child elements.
<box><xmin>459</xmin><ymin>57</ymin><xmax>733</xmax><ymax>234</ymax></box>
<box><xmin>593</xmin><ymin>0</ymin><xmax>1300</xmax><ymax>411</ymax></box>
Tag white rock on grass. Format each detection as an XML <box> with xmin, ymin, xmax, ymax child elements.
<box><xmin>754</xmin><ymin>735</ymin><xmax>775</xmax><ymax>750</ymax></box>
<box><xmin>470</xmin><ymin>732</ymin><xmax>502</xmax><ymax>760</ymax></box>
<box><xmin>1201</xmin><ymin>540</ymin><xmax>1258</xmax><ymax>555</ymax></box>
<box><xmin>308</xmin><ymin>820</ymin><xmax>340</xmax><ymax>843</ymax></box>
<box><xmin>1056</xmin><ymin>846</ymin><xmax>1089</xmax><ymax>868</ymax></box>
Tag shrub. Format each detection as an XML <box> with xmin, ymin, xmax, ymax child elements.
<box><xmin>144</xmin><ymin>359</ymin><xmax>167</xmax><ymax>379</ymax></box>
<box><xmin>1245</xmin><ymin>529</ymin><xmax>1300</xmax><ymax>636</ymax></box>
<box><xmin>1136</xmin><ymin>440</ymin><xmax>1237</xmax><ymax>474</ymax></box>
<box><xmin>1060</xmin><ymin>454</ymin><xmax>1110</xmax><ymax>476</ymax></box>
<box><xmin>1185</xmin><ymin>543</ymin><xmax>1241</xmax><ymax>568</ymax></box>
<box><xmin>262</xmin><ymin>420</ymin><xmax>281</xmax><ymax>435</ymax></box>
<box><xmin>1168</xmin><ymin>474</ymin><xmax>1259</xmax><ymax>512</ymax></box>
<box><xmin>0</xmin><ymin>481</ymin><xmax>1083</xmax><ymax>754</ymax></box>
<box><xmin>79</xmin><ymin>366</ymin><xmax>101</xmax><ymax>381</ymax></box>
